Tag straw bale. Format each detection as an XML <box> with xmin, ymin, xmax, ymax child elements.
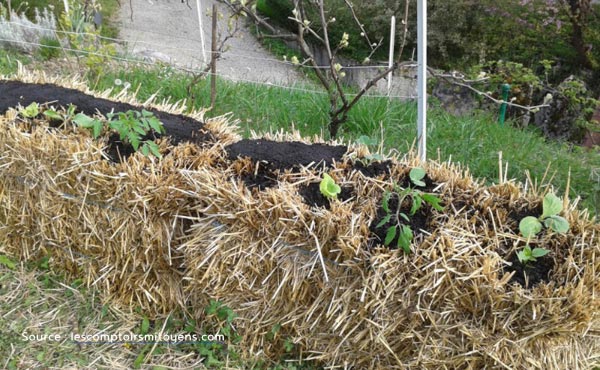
<box><xmin>1</xmin><ymin>70</ymin><xmax>599</xmax><ymax>368</ymax></box>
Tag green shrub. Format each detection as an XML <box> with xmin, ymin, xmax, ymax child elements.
<box><xmin>38</xmin><ymin>36</ymin><xmax>61</xmax><ymax>60</ymax></box>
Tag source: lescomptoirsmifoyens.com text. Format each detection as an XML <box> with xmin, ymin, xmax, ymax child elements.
<box><xmin>21</xmin><ymin>332</ymin><xmax>226</xmax><ymax>344</ymax></box>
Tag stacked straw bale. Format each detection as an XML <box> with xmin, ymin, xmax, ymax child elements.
<box><xmin>0</xmin><ymin>71</ymin><xmax>599</xmax><ymax>369</ymax></box>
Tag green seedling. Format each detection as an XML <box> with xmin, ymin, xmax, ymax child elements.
<box><xmin>409</xmin><ymin>167</ymin><xmax>427</xmax><ymax>187</ymax></box>
<box><xmin>73</xmin><ymin>109</ymin><xmax>165</xmax><ymax>158</ymax></box>
<box><xmin>517</xmin><ymin>244</ymin><xmax>550</xmax><ymax>264</ymax></box>
<box><xmin>519</xmin><ymin>192</ymin><xmax>570</xmax><ymax>238</ymax></box>
<box><xmin>73</xmin><ymin>113</ymin><xmax>104</xmax><ymax>138</ymax></box>
<box><xmin>320</xmin><ymin>173</ymin><xmax>341</xmax><ymax>199</ymax></box>
<box><xmin>43</xmin><ymin>104</ymin><xmax>77</xmax><ymax>123</ymax></box>
<box><xmin>19</xmin><ymin>102</ymin><xmax>40</xmax><ymax>118</ymax></box>
<box><xmin>376</xmin><ymin>182</ymin><xmax>443</xmax><ymax>253</ymax></box>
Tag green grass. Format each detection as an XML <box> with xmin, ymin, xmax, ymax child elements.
<box><xmin>90</xmin><ymin>65</ymin><xmax>600</xmax><ymax>214</ymax></box>
<box><xmin>0</xmin><ymin>51</ymin><xmax>31</xmax><ymax>74</ymax></box>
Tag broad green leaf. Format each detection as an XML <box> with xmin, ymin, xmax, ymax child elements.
<box><xmin>73</xmin><ymin>113</ymin><xmax>97</xmax><ymax>128</ymax></box>
<box><xmin>399</xmin><ymin>212</ymin><xmax>410</xmax><ymax>222</ymax></box>
<box><xmin>542</xmin><ymin>193</ymin><xmax>563</xmax><ymax>219</ymax></box>
<box><xmin>531</xmin><ymin>248</ymin><xmax>550</xmax><ymax>258</ymax></box>
<box><xmin>127</xmin><ymin>132</ymin><xmax>141</xmax><ymax>150</ymax></box>
<box><xmin>397</xmin><ymin>225</ymin><xmax>413</xmax><ymax>254</ymax></box>
<box><xmin>92</xmin><ymin>120</ymin><xmax>103</xmax><ymax>139</ymax></box>
<box><xmin>384</xmin><ymin>226</ymin><xmax>397</xmax><ymax>245</ymax></box>
<box><xmin>421</xmin><ymin>193</ymin><xmax>444</xmax><ymax>211</ymax></box>
<box><xmin>140</xmin><ymin>144</ymin><xmax>150</xmax><ymax>157</ymax></box>
<box><xmin>519</xmin><ymin>216</ymin><xmax>542</xmax><ymax>238</ymax></box>
<box><xmin>544</xmin><ymin>215</ymin><xmax>570</xmax><ymax>234</ymax></box>
<box><xmin>20</xmin><ymin>102</ymin><xmax>39</xmax><ymax>118</ymax></box>
<box><xmin>148</xmin><ymin>142</ymin><xmax>162</xmax><ymax>158</ymax></box>
<box><xmin>517</xmin><ymin>250</ymin><xmax>528</xmax><ymax>264</ymax></box>
<box><xmin>356</xmin><ymin>135</ymin><xmax>378</xmax><ymax>146</ymax></box>
<box><xmin>43</xmin><ymin>109</ymin><xmax>62</xmax><ymax>120</ymax></box>
<box><xmin>0</xmin><ymin>255</ymin><xmax>16</xmax><ymax>269</ymax></box>
<box><xmin>147</xmin><ymin>117</ymin><xmax>165</xmax><ymax>134</ymax></box>
<box><xmin>133</xmin><ymin>125</ymin><xmax>147</xmax><ymax>136</ymax></box>
<box><xmin>410</xmin><ymin>195</ymin><xmax>422</xmax><ymax>215</ymax></box>
<box><xmin>382</xmin><ymin>191</ymin><xmax>391</xmax><ymax>213</ymax></box>
<box><xmin>320</xmin><ymin>173</ymin><xmax>341</xmax><ymax>199</ymax></box>
<box><xmin>376</xmin><ymin>214</ymin><xmax>392</xmax><ymax>229</ymax></box>
<box><xmin>409</xmin><ymin>167</ymin><xmax>426</xmax><ymax>187</ymax></box>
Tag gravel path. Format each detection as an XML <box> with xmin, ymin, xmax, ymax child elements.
<box><xmin>116</xmin><ymin>0</ymin><xmax>305</xmax><ymax>85</ymax></box>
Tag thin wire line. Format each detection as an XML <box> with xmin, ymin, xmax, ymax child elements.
<box><xmin>4</xmin><ymin>21</ymin><xmax>393</xmax><ymax>70</ymax></box>
<box><xmin>0</xmin><ymin>37</ymin><xmax>417</xmax><ymax>99</ymax></box>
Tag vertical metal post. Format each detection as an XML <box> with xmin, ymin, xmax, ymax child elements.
<box><xmin>499</xmin><ymin>83</ymin><xmax>510</xmax><ymax>126</ymax></box>
<box><xmin>387</xmin><ymin>16</ymin><xmax>396</xmax><ymax>95</ymax></box>
<box><xmin>417</xmin><ymin>0</ymin><xmax>427</xmax><ymax>162</ymax></box>
<box><xmin>196</xmin><ymin>0</ymin><xmax>207</xmax><ymax>65</ymax></box>
<box><xmin>210</xmin><ymin>4</ymin><xmax>217</xmax><ymax>108</ymax></box>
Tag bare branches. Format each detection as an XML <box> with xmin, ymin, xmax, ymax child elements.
<box><xmin>219</xmin><ymin>0</ymin><xmax>412</xmax><ymax>137</ymax></box>
<box><xmin>431</xmin><ymin>69</ymin><xmax>551</xmax><ymax>112</ymax></box>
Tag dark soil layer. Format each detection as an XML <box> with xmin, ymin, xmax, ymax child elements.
<box><xmin>240</xmin><ymin>162</ymin><xmax>279</xmax><ymax>191</ymax></box>
<box><xmin>505</xmin><ymin>251</ymin><xmax>554</xmax><ymax>287</ymax></box>
<box><xmin>299</xmin><ymin>183</ymin><xmax>354</xmax><ymax>209</ymax></box>
<box><xmin>352</xmin><ymin>160</ymin><xmax>392</xmax><ymax>178</ymax></box>
<box><xmin>0</xmin><ymin>81</ymin><xmax>215</xmax><ymax>149</ymax></box>
<box><xmin>369</xmin><ymin>193</ymin><xmax>430</xmax><ymax>250</ymax></box>
<box><xmin>226</xmin><ymin>139</ymin><xmax>347</xmax><ymax>170</ymax></box>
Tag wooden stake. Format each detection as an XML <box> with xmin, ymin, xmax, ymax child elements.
<box><xmin>210</xmin><ymin>4</ymin><xmax>217</xmax><ymax>108</ymax></box>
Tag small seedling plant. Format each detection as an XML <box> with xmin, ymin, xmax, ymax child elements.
<box><xmin>18</xmin><ymin>102</ymin><xmax>40</xmax><ymax>119</ymax></box>
<box><xmin>376</xmin><ymin>168</ymin><xmax>443</xmax><ymax>253</ymax></box>
<box><xmin>517</xmin><ymin>192</ymin><xmax>570</xmax><ymax>265</ymax></box>
<box><xmin>320</xmin><ymin>173</ymin><xmax>341</xmax><ymax>199</ymax></box>
<box><xmin>73</xmin><ymin>109</ymin><xmax>165</xmax><ymax>158</ymax></box>
<box><xmin>517</xmin><ymin>244</ymin><xmax>550</xmax><ymax>264</ymax></box>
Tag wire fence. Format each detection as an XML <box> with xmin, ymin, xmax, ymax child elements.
<box><xmin>1</xmin><ymin>19</ymin><xmax>419</xmax><ymax>100</ymax></box>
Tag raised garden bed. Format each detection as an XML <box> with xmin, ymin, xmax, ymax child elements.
<box><xmin>1</xmin><ymin>76</ymin><xmax>599</xmax><ymax>369</ymax></box>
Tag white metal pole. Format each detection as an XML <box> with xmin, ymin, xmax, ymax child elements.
<box><xmin>63</xmin><ymin>0</ymin><xmax>69</xmax><ymax>14</ymax></box>
<box><xmin>196</xmin><ymin>0</ymin><xmax>207</xmax><ymax>65</ymax></box>
<box><xmin>387</xmin><ymin>16</ymin><xmax>396</xmax><ymax>94</ymax></box>
<box><xmin>417</xmin><ymin>0</ymin><xmax>427</xmax><ymax>162</ymax></box>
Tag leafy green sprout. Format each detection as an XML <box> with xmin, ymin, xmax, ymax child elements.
<box><xmin>516</xmin><ymin>192</ymin><xmax>568</xmax><ymax>265</ymax></box>
<box><xmin>409</xmin><ymin>167</ymin><xmax>427</xmax><ymax>187</ymax></box>
<box><xmin>517</xmin><ymin>244</ymin><xmax>550</xmax><ymax>264</ymax></box>
<box><xmin>319</xmin><ymin>173</ymin><xmax>341</xmax><ymax>199</ymax></box>
<box><xmin>73</xmin><ymin>109</ymin><xmax>165</xmax><ymax>158</ymax></box>
<box><xmin>376</xmin><ymin>182</ymin><xmax>443</xmax><ymax>253</ymax></box>
<box><xmin>18</xmin><ymin>102</ymin><xmax>40</xmax><ymax>119</ymax></box>
<box><xmin>519</xmin><ymin>193</ymin><xmax>570</xmax><ymax>238</ymax></box>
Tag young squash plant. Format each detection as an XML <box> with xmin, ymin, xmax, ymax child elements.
<box><xmin>375</xmin><ymin>167</ymin><xmax>443</xmax><ymax>253</ymax></box>
<box><xmin>319</xmin><ymin>173</ymin><xmax>341</xmax><ymax>199</ymax></box>
<box><xmin>74</xmin><ymin>109</ymin><xmax>165</xmax><ymax>158</ymax></box>
<box><xmin>516</xmin><ymin>192</ymin><xmax>570</xmax><ymax>265</ymax></box>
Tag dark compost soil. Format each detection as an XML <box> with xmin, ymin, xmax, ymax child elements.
<box><xmin>225</xmin><ymin>139</ymin><xmax>347</xmax><ymax>170</ymax></box>
<box><xmin>352</xmin><ymin>160</ymin><xmax>393</xmax><ymax>178</ymax></box>
<box><xmin>298</xmin><ymin>182</ymin><xmax>354</xmax><ymax>209</ymax></box>
<box><xmin>504</xmin><ymin>251</ymin><xmax>555</xmax><ymax>288</ymax></box>
<box><xmin>225</xmin><ymin>139</ymin><xmax>348</xmax><ymax>191</ymax></box>
<box><xmin>0</xmin><ymin>80</ymin><xmax>215</xmax><ymax>160</ymax></box>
